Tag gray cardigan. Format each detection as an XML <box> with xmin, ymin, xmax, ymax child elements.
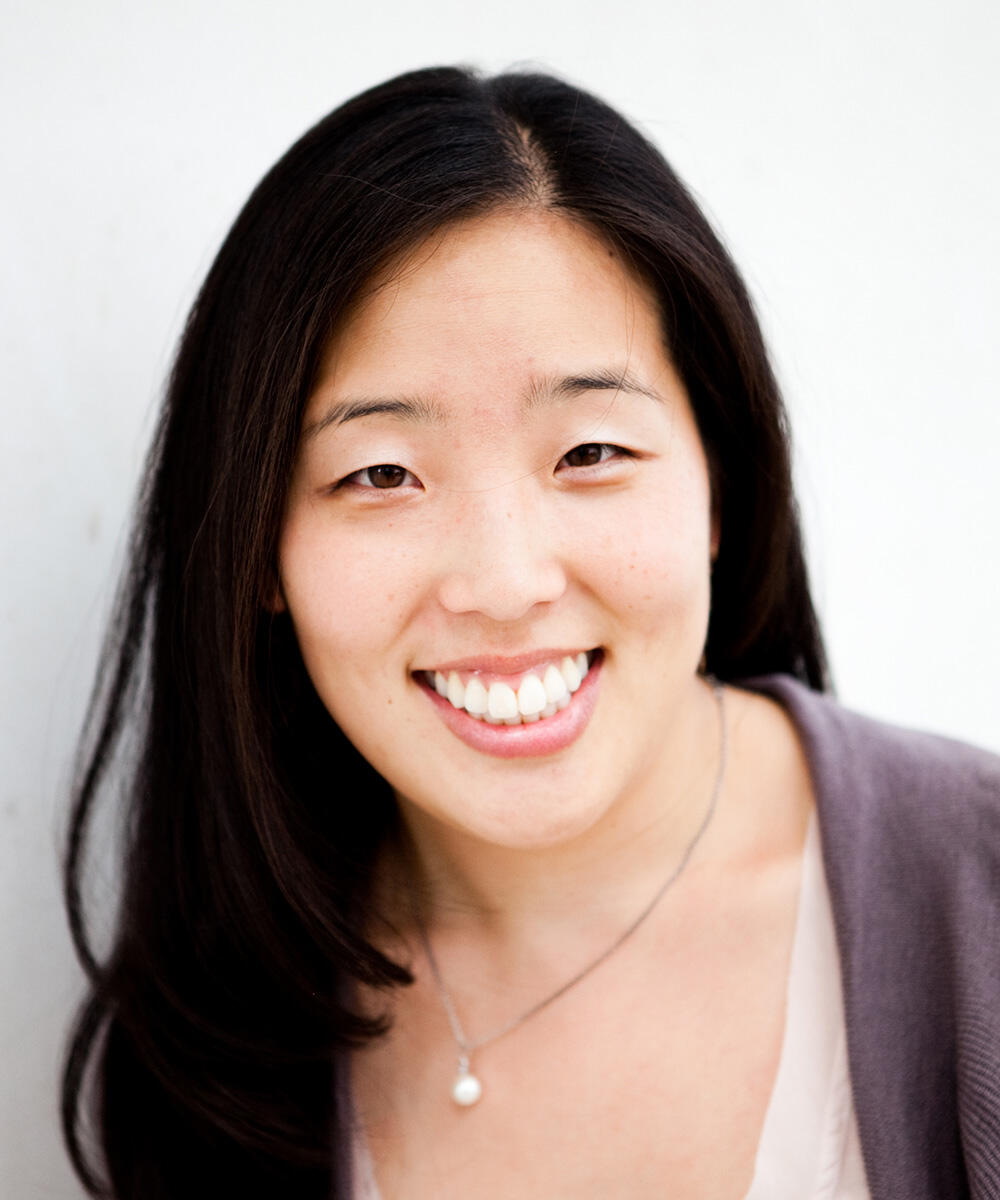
<box><xmin>746</xmin><ymin>675</ymin><xmax>1000</xmax><ymax>1199</ymax></box>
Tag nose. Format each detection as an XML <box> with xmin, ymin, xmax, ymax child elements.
<box><xmin>435</xmin><ymin>485</ymin><xmax>568</xmax><ymax>622</ymax></box>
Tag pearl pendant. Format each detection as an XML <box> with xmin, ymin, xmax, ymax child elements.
<box><xmin>451</xmin><ymin>1064</ymin><xmax>483</xmax><ymax>1106</ymax></box>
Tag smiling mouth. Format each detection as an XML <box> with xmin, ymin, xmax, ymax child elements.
<box><xmin>418</xmin><ymin>650</ymin><xmax>598</xmax><ymax>725</ymax></box>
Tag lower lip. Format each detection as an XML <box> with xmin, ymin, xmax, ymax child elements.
<box><xmin>417</xmin><ymin>653</ymin><xmax>603</xmax><ymax>759</ymax></box>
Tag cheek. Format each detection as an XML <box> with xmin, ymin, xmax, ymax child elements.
<box><xmin>277</xmin><ymin>518</ymin><xmax>422</xmax><ymax>690</ymax></box>
<box><xmin>581</xmin><ymin>487</ymin><xmax>713</xmax><ymax>626</ymax></box>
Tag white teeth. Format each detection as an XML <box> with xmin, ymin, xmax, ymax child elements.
<box><xmin>487</xmin><ymin>682</ymin><xmax>519</xmax><ymax>720</ymax></box>
<box><xmin>463</xmin><ymin>676</ymin><xmax>488</xmax><ymax>716</ymax></box>
<box><xmin>429</xmin><ymin>652</ymin><xmax>595</xmax><ymax>726</ymax></box>
<box><xmin>542</xmin><ymin>664</ymin><xmax>569</xmax><ymax>704</ymax></box>
<box><xmin>447</xmin><ymin>671</ymin><xmax>465</xmax><ymax>709</ymax></box>
<box><xmin>516</xmin><ymin>673</ymin><xmax>547</xmax><ymax>717</ymax></box>
<box><xmin>561</xmin><ymin>655</ymin><xmax>582</xmax><ymax>693</ymax></box>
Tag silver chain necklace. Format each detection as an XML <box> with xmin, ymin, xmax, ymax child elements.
<box><xmin>417</xmin><ymin>680</ymin><xmax>727</xmax><ymax>1107</ymax></box>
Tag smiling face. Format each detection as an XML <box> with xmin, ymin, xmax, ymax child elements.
<box><xmin>277</xmin><ymin>209</ymin><xmax>718</xmax><ymax>851</ymax></box>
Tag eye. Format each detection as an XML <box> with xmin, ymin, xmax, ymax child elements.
<box><xmin>557</xmin><ymin>443</ymin><xmax>629</xmax><ymax>470</ymax></box>
<box><xmin>342</xmin><ymin>463</ymin><xmax>418</xmax><ymax>490</ymax></box>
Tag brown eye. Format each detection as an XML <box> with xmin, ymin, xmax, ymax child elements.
<box><xmin>336</xmin><ymin>462</ymin><xmax>419</xmax><ymax>492</ymax></box>
<box><xmin>366</xmin><ymin>464</ymin><xmax>408</xmax><ymax>488</ymax></box>
<box><xmin>561</xmin><ymin>443</ymin><xmax>612</xmax><ymax>469</ymax></box>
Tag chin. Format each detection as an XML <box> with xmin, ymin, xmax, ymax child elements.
<box><xmin>394</xmin><ymin>765</ymin><xmax>621</xmax><ymax>852</ymax></box>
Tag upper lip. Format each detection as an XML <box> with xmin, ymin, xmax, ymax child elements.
<box><xmin>418</xmin><ymin>648</ymin><xmax>597</xmax><ymax>676</ymax></box>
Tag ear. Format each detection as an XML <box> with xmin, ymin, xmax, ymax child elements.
<box><xmin>264</xmin><ymin>571</ymin><xmax>287</xmax><ymax>614</ymax></box>
<box><xmin>706</xmin><ymin>457</ymin><xmax>722</xmax><ymax>565</ymax></box>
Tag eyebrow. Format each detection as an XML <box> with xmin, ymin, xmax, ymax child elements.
<box><xmin>302</xmin><ymin>395</ymin><xmax>448</xmax><ymax>440</ymax></box>
<box><xmin>527</xmin><ymin>367</ymin><xmax>666</xmax><ymax>410</ymax></box>
<box><xmin>301</xmin><ymin>366</ymin><xmax>665</xmax><ymax>440</ymax></box>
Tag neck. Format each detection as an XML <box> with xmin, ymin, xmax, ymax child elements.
<box><xmin>383</xmin><ymin>677</ymin><xmax>725</xmax><ymax>948</ymax></box>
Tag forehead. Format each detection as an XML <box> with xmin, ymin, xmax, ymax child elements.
<box><xmin>308</xmin><ymin>209</ymin><xmax>669</xmax><ymax>415</ymax></box>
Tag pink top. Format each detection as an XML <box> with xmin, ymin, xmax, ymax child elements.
<box><xmin>743</xmin><ymin>811</ymin><xmax>869</xmax><ymax>1198</ymax></box>
<box><xmin>352</xmin><ymin>812</ymin><xmax>870</xmax><ymax>1198</ymax></box>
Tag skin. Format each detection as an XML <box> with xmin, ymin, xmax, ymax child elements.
<box><xmin>281</xmin><ymin>209</ymin><xmax>719</xmax><ymax>870</ymax></box>
<box><xmin>278</xmin><ymin>209</ymin><xmax>815</xmax><ymax>1197</ymax></box>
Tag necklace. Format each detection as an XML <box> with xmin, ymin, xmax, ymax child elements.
<box><xmin>417</xmin><ymin>679</ymin><xmax>727</xmax><ymax>1107</ymax></box>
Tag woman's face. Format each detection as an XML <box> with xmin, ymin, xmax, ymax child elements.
<box><xmin>278</xmin><ymin>209</ymin><xmax>717</xmax><ymax>850</ymax></box>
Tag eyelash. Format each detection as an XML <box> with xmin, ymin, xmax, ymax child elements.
<box><xmin>557</xmin><ymin>442</ymin><xmax>629</xmax><ymax>470</ymax></box>
<box><xmin>342</xmin><ymin>463</ymin><xmax>419</xmax><ymax>491</ymax></box>
<box><xmin>337</xmin><ymin>443</ymin><xmax>632</xmax><ymax>492</ymax></box>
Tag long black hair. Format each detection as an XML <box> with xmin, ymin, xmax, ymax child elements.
<box><xmin>61</xmin><ymin>65</ymin><xmax>828</xmax><ymax>1199</ymax></box>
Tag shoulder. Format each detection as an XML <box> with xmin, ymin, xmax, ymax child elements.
<box><xmin>737</xmin><ymin>675</ymin><xmax>1000</xmax><ymax>1195</ymax></box>
<box><xmin>734</xmin><ymin>673</ymin><xmax>1000</xmax><ymax>938</ymax></box>
<box><xmin>736</xmin><ymin>672</ymin><xmax>1000</xmax><ymax>840</ymax></box>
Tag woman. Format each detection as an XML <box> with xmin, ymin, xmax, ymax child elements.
<box><xmin>61</xmin><ymin>67</ymin><xmax>999</xmax><ymax>1199</ymax></box>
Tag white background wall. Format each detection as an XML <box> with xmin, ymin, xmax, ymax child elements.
<box><xmin>3</xmin><ymin>1</ymin><xmax>998</xmax><ymax>1194</ymax></box>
